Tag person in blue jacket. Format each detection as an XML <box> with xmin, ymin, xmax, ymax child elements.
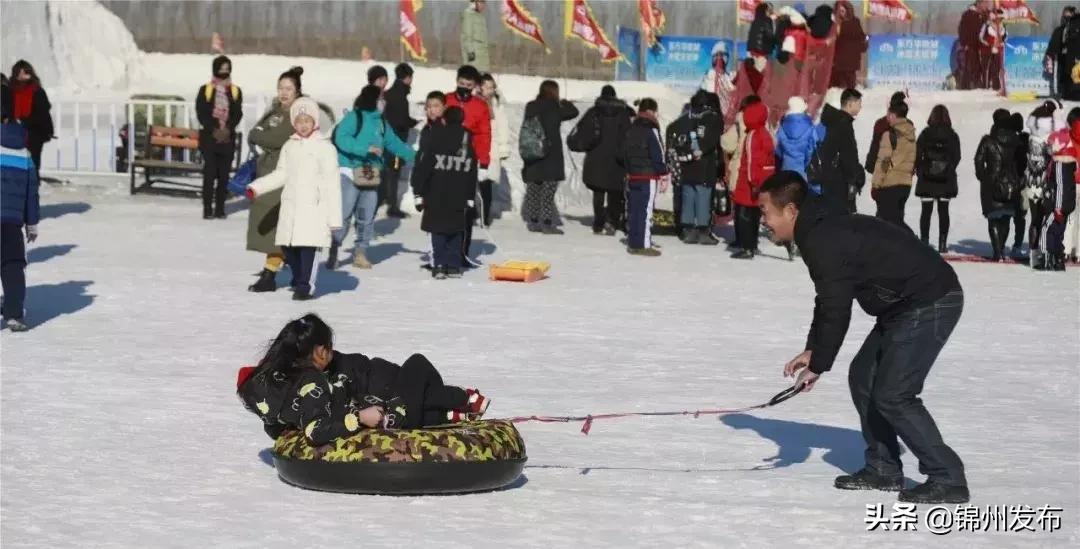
<box><xmin>1</xmin><ymin>76</ymin><xmax>40</xmax><ymax>332</ymax></box>
<box><xmin>775</xmin><ymin>95</ymin><xmax>825</xmax><ymax>181</ymax></box>
<box><xmin>330</xmin><ymin>85</ymin><xmax>416</xmax><ymax>270</ymax></box>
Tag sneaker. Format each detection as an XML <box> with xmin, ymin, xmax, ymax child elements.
<box><xmin>387</xmin><ymin>209</ymin><xmax>410</xmax><ymax>219</ymax></box>
<box><xmin>202</xmin><ymin>212</ymin><xmax>214</xmax><ymax>220</ymax></box>
<box><xmin>445</xmin><ymin>267</ymin><xmax>463</xmax><ymax>279</ymax></box>
<box><xmin>541</xmin><ymin>224</ymin><xmax>564</xmax><ymax>235</ymax></box>
<box><xmin>834</xmin><ymin>468</ymin><xmax>904</xmax><ymax>492</ymax></box>
<box><xmin>592</xmin><ymin>225</ymin><xmax>604</xmax><ymax>235</ymax></box>
<box><xmin>433</xmin><ymin>267</ymin><xmax>448</xmax><ymax>280</ymax></box>
<box><xmin>628</xmin><ymin>247</ymin><xmax>662</xmax><ymax>257</ymax></box>
<box><xmin>603</xmin><ymin>223</ymin><xmax>617</xmax><ymax>236</ymax></box>
<box><xmin>326</xmin><ymin>243</ymin><xmax>340</xmax><ymax>270</ymax></box>
<box><xmin>730</xmin><ymin>249</ymin><xmax>756</xmax><ymax>260</ymax></box>
<box><xmin>898</xmin><ymin>481</ymin><xmax>970</xmax><ymax>504</ymax></box>
<box><xmin>214</xmin><ymin>211</ymin><xmax>227</xmax><ymax>220</ymax></box>
<box><xmin>698</xmin><ymin>227</ymin><xmax>719</xmax><ymax>246</ymax></box>
<box><xmin>463</xmin><ymin>388</ymin><xmax>490</xmax><ymax>417</ymax></box>
<box><xmin>446</xmin><ymin>409</ymin><xmax>467</xmax><ymax>423</ymax></box>
<box><xmin>248</xmin><ymin>269</ymin><xmax>277</xmax><ymax>293</ymax></box>
<box><xmin>681</xmin><ymin>227</ymin><xmax>701</xmax><ymax>245</ymax></box>
<box><xmin>526</xmin><ymin>221</ymin><xmax>542</xmax><ymax>233</ymax></box>
<box><xmin>4</xmin><ymin>318</ymin><xmax>29</xmax><ymax>332</ymax></box>
<box><xmin>352</xmin><ymin>250</ymin><xmax>373</xmax><ymax>269</ymax></box>
<box><xmin>291</xmin><ymin>290</ymin><xmax>314</xmax><ymax>301</ymax></box>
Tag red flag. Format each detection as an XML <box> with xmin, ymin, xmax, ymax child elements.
<box><xmin>211</xmin><ymin>32</ymin><xmax>225</xmax><ymax>53</ymax></box>
<box><xmin>502</xmin><ymin>0</ymin><xmax>549</xmax><ymax>52</ymax></box>
<box><xmin>738</xmin><ymin>0</ymin><xmax>762</xmax><ymax>25</ymax></box>
<box><xmin>564</xmin><ymin>0</ymin><xmax>623</xmax><ymax>63</ymax></box>
<box><xmin>638</xmin><ymin>0</ymin><xmax>666</xmax><ymax>48</ymax></box>
<box><xmin>996</xmin><ymin>0</ymin><xmax>1039</xmax><ymax>24</ymax></box>
<box><xmin>863</xmin><ymin>0</ymin><xmax>915</xmax><ymax>22</ymax></box>
<box><xmin>400</xmin><ymin>0</ymin><xmax>427</xmax><ymax>62</ymax></box>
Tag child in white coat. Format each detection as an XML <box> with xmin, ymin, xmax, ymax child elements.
<box><xmin>247</xmin><ymin>97</ymin><xmax>342</xmax><ymax>300</ymax></box>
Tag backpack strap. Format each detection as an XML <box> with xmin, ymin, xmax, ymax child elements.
<box><xmin>203</xmin><ymin>83</ymin><xmax>213</xmax><ymax>102</ymax></box>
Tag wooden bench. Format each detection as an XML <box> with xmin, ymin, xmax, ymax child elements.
<box><xmin>130</xmin><ymin>125</ymin><xmax>242</xmax><ymax>196</ymax></box>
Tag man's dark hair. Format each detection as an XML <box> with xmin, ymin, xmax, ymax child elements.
<box><xmin>840</xmin><ymin>88</ymin><xmax>862</xmax><ymax>107</ymax></box>
<box><xmin>636</xmin><ymin>98</ymin><xmax>659</xmax><ymax>113</ymax></box>
<box><xmin>367</xmin><ymin>65</ymin><xmax>388</xmax><ymax>85</ymax></box>
<box><xmin>759</xmin><ymin>171</ymin><xmax>809</xmax><ymax>208</ymax></box>
<box><xmin>888</xmin><ymin>101</ymin><xmax>909</xmax><ymax>118</ymax></box>
<box><xmin>394</xmin><ymin>63</ymin><xmax>414</xmax><ymax>80</ymax></box>
<box><xmin>889</xmin><ymin>90</ymin><xmax>906</xmax><ymax>106</ymax></box>
<box><xmin>426</xmin><ymin>90</ymin><xmax>446</xmax><ymax>103</ymax></box>
<box><xmin>456</xmin><ymin>64</ymin><xmax>481</xmax><ymax>84</ymax></box>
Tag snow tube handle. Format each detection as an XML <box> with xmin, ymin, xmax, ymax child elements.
<box><xmin>767</xmin><ymin>382</ymin><xmax>806</xmax><ymax>407</ymax></box>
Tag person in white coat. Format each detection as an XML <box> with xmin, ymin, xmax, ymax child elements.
<box><xmin>247</xmin><ymin>97</ymin><xmax>342</xmax><ymax>300</ymax></box>
<box><xmin>478</xmin><ymin>73</ymin><xmax>510</xmax><ymax>227</ymax></box>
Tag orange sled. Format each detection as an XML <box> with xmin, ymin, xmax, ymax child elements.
<box><xmin>488</xmin><ymin>261</ymin><xmax>550</xmax><ymax>283</ymax></box>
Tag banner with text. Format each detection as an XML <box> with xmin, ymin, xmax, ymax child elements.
<box><xmin>1003</xmin><ymin>36</ymin><xmax>1050</xmax><ymax>94</ymax></box>
<box><xmin>644</xmin><ymin>34</ymin><xmax>736</xmax><ymax>91</ymax></box>
<box><xmin>867</xmin><ymin>34</ymin><xmax>954</xmax><ymax>90</ymax></box>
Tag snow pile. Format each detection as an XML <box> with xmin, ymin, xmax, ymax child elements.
<box><xmin>0</xmin><ymin>0</ymin><xmax>140</xmax><ymax>93</ymax></box>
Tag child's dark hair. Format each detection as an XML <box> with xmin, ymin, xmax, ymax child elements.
<box><xmin>426</xmin><ymin>90</ymin><xmax>446</xmax><ymax>103</ymax></box>
<box><xmin>367</xmin><ymin>64</ymin><xmax>388</xmax><ymax>85</ymax></box>
<box><xmin>445</xmin><ymin>106</ymin><xmax>465</xmax><ymax>125</ymax></box>
<box><xmin>636</xmin><ymin>97</ymin><xmax>658</xmax><ymax>113</ymax></box>
<box><xmin>354</xmin><ymin>85</ymin><xmax>382</xmax><ymax>111</ymax></box>
<box><xmin>279</xmin><ymin>66</ymin><xmax>303</xmax><ymax>96</ymax></box>
<box><xmin>255</xmin><ymin>314</ymin><xmax>333</xmax><ymax>375</ymax></box>
<box><xmin>888</xmin><ymin>101</ymin><xmax>908</xmax><ymax>118</ymax></box>
<box><xmin>538</xmin><ymin>79</ymin><xmax>560</xmax><ymax>101</ymax></box>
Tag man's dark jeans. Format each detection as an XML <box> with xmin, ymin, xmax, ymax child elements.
<box><xmin>848</xmin><ymin>289</ymin><xmax>967</xmax><ymax>487</ymax></box>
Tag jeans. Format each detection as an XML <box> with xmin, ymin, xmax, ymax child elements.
<box><xmin>626</xmin><ymin>180</ymin><xmax>657</xmax><ymax>249</ymax></box>
<box><xmin>848</xmin><ymin>289</ymin><xmax>967</xmax><ymax>486</ymax></box>
<box><xmin>333</xmin><ymin>174</ymin><xmax>378</xmax><ymax>250</ymax></box>
<box><xmin>680</xmin><ymin>183</ymin><xmax>713</xmax><ymax>227</ymax></box>
<box><xmin>1</xmin><ymin>223</ymin><xmax>27</xmax><ymax>320</ymax></box>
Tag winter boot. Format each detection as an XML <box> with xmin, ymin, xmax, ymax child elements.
<box><xmin>248</xmin><ymin>269</ymin><xmax>277</xmax><ymax>293</ymax></box>
<box><xmin>291</xmin><ymin>289</ymin><xmax>314</xmax><ymax>301</ymax></box>
<box><xmin>4</xmin><ymin>318</ymin><xmax>29</xmax><ymax>332</ymax></box>
<box><xmin>445</xmin><ymin>267</ymin><xmax>463</xmax><ymax>279</ymax></box>
<box><xmin>433</xmin><ymin>267</ymin><xmax>448</xmax><ymax>280</ymax></box>
<box><xmin>353</xmin><ymin>250</ymin><xmax>373</xmax><ymax>269</ymax></box>
<box><xmin>898</xmin><ymin>481</ymin><xmax>970</xmax><ymax>504</ymax></box>
<box><xmin>326</xmin><ymin>242</ymin><xmax>340</xmax><ymax>270</ymax></box>
<box><xmin>461</xmin><ymin>388</ymin><xmax>491</xmax><ymax>418</ymax></box>
<box><xmin>730</xmin><ymin>249</ymin><xmax>755</xmax><ymax>260</ymax></box>
<box><xmin>526</xmin><ymin>221</ymin><xmax>542</xmax><ymax>233</ymax></box>
<box><xmin>938</xmin><ymin>235</ymin><xmax>948</xmax><ymax>254</ymax></box>
<box><xmin>603</xmin><ymin>223</ymin><xmax>617</xmax><ymax>236</ymax></box>
<box><xmin>698</xmin><ymin>226</ymin><xmax>719</xmax><ymax>246</ymax></box>
<box><xmin>1053</xmin><ymin>252</ymin><xmax>1067</xmax><ymax>271</ymax></box>
<box><xmin>681</xmin><ymin>226</ymin><xmax>701</xmax><ymax>244</ymax></box>
<box><xmin>988</xmin><ymin>221</ymin><xmax>1003</xmax><ymax>262</ymax></box>
<box><xmin>834</xmin><ymin>468</ymin><xmax>904</xmax><ymax>492</ymax></box>
<box><xmin>1032</xmin><ymin>249</ymin><xmax>1049</xmax><ymax>270</ymax></box>
<box><xmin>446</xmin><ymin>409</ymin><xmax>468</xmax><ymax>423</ymax></box>
<box><xmin>540</xmin><ymin>222</ymin><xmax>564</xmax><ymax>235</ymax></box>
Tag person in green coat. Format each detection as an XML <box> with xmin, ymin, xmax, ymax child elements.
<box><xmin>460</xmin><ymin>0</ymin><xmax>490</xmax><ymax>72</ymax></box>
<box><xmin>247</xmin><ymin>67</ymin><xmax>302</xmax><ymax>293</ymax></box>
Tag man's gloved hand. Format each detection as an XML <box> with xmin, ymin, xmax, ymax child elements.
<box><xmin>414</xmin><ymin>196</ymin><xmax>424</xmax><ymax>212</ymax></box>
<box><xmin>25</xmin><ymin>225</ymin><xmax>38</xmax><ymax>243</ymax></box>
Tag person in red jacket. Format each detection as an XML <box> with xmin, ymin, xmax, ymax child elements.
<box><xmin>444</xmin><ymin>65</ymin><xmax>491</xmax><ymax>266</ymax></box>
<box><xmin>731</xmin><ymin>98</ymin><xmax>775</xmax><ymax>259</ymax></box>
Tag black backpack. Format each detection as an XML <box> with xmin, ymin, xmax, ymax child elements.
<box><xmin>923</xmin><ymin>137</ymin><xmax>950</xmax><ymax>179</ymax></box>
<box><xmin>806</xmin><ymin>140</ymin><xmax>839</xmax><ymax>185</ymax></box>
<box><xmin>667</xmin><ymin>115</ymin><xmax>697</xmax><ymax>163</ymax></box>
<box><xmin>567</xmin><ymin>110</ymin><xmax>602</xmax><ymax>153</ymax></box>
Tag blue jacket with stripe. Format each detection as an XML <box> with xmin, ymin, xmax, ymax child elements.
<box><xmin>1</xmin><ymin>122</ymin><xmax>41</xmax><ymax>226</ymax></box>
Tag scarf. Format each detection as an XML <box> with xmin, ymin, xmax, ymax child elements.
<box><xmin>212</xmin><ymin>77</ymin><xmax>231</xmax><ymax>126</ymax></box>
<box><xmin>11</xmin><ymin>81</ymin><xmax>37</xmax><ymax>121</ymax></box>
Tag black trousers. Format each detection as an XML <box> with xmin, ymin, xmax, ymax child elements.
<box><xmin>919</xmin><ymin>199</ymin><xmax>950</xmax><ymax>244</ymax></box>
<box><xmin>734</xmin><ymin>204</ymin><xmax>761</xmax><ymax>252</ymax></box>
<box><xmin>592</xmin><ymin>189</ymin><xmax>625</xmax><ymax>230</ymax></box>
<box><xmin>478</xmin><ymin>179</ymin><xmax>494</xmax><ymax>226</ymax></box>
<box><xmin>378</xmin><ymin>154</ymin><xmax>404</xmax><ymax>212</ymax></box>
<box><xmin>848</xmin><ymin>289</ymin><xmax>967</xmax><ymax>487</ymax></box>
<box><xmin>201</xmin><ymin>146</ymin><xmax>234</xmax><ymax>215</ymax></box>
<box><xmin>1</xmin><ymin>223</ymin><xmax>27</xmax><ymax>320</ymax></box>
<box><xmin>392</xmin><ymin>354</ymin><xmax>468</xmax><ymax>428</ymax></box>
<box><xmin>282</xmin><ymin>246</ymin><xmax>318</xmax><ymax>295</ymax></box>
<box><xmin>1030</xmin><ymin>201</ymin><xmax>1050</xmax><ymax>250</ymax></box>
<box><xmin>431</xmin><ymin>231</ymin><xmax>464</xmax><ymax>269</ymax></box>
<box><xmin>1013</xmin><ymin>206</ymin><xmax>1026</xmax><ymax>248</ymax></box>
<box><xmin>874</xmin><ymin>186</ymin><xmax>911</xmax><ymax>228</ymax></box>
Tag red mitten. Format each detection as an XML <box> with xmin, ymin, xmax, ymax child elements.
<box><xmin>1054</xmin><ymin>210</ymin><xmax>1065</xmax><ymax>223</ymax></box>
<box><xmin>245</xmin><ymin>187</ymin><xmax>256</xmax><ymax>201</ymax></box>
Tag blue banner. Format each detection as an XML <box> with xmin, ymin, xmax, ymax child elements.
<box><xmin>1004</xmin><ymin>36</ymin><xmax>1051</xmax><ymax>94</ymax></box>
<box><xmin>867</xmin><ymin>34</ymin><xmax>956</xmax><ymax>91</ymax></box>
<box><xmin>616</xmin><ymin>26</ymin><xmax>643</xmax><ymax>82</ymax></box>
<box><xmin>644</xmin><ymin>34</ymin><xmax>736</xmax><ymax>91</ymax></box>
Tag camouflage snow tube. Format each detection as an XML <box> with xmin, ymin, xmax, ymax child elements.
<box><xmin>272</xmin><ymin>420</ymin><xmax>527</xmax><ymax>495</ymax></box>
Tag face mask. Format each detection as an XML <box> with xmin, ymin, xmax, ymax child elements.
<box><xmin>217</xmin><ymin>71</ymin><xmax>230</xmax><ymax>79</ymax></box>
<box><xmin>456</xmin><ymin>86</ymin><xmax>472</xmax><ymax>99</ymax></box>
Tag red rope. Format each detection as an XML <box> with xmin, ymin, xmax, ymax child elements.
<box><xmin>501</xmin><ymin>383</ymin><xmax>805</xmax><ymax>435</ymax></box>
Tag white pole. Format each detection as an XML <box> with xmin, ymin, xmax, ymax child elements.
<box><xmin>109</xmin><ymin>103</ymin><xmax>117</xmax><ymax>172</ymax></box>
<box><xmin>91</xmin><ymin>103</ymin><xmax>99</xmax><ymax>172</ymax></box>
<box><xmin>74</xmin><ymin>102</ymin><xmax>81</xmax><ymax>171</ymax></box>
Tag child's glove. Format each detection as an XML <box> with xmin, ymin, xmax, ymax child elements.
<box><xmin>477</xmin><ymin>167</ymin><xmax>490</xmax><ymax>182</ymax></box>
<box><xmin>414</xmin><ymin>196</ymin><xmax>424</xmax><ymax>212</ymax></box>
<box><xmin>245</xmin><ymin>187</ymin><xmax>256</xmax><ymax>201</ymax></box>
<box><xmin>1055</xmin><ymin>209</ymin><xmax>1065</xmax><ymax>223</ymax></box>
<box><xmin>25</xmin><ymin>225</ymin><xmax>38</xmax><ymax>243</ymax></box>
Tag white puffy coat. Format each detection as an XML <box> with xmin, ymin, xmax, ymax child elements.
<box><xmin>486</xmin><ymin>94</ymin><xmax>511</xmax><ymax>180</ymax></box>
<box><xmin>248</xmin><ymin>132</ymin><xmax>342</xmax><ymax>248</ymax></box>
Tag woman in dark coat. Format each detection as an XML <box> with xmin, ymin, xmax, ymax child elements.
<box><xmin>521</xmin><ymin>80</ymin><xmax>579</xmax><ymax>234</ymax></box>
<box><xmin>914</xmin><ymin>105</ymin><xmax>962</xmax><ymax>253</ymax></box>
<box><xmin>829</xmin><ymin>0</ymin><xmax>867</xmax><ymax>89</ymax></box>
<box><xmin>974</xmin><ymin>109</ymin><xmax>1023</xmax><ymax>261</ymax></box>
<box><xmin>581</xmin><ymin>85</ymin><xmax>633</xmax><ymax>235</ymax></box>
<box><xmin>8</xmin><ymin>60</ymin><xmax>54</xmax><ymax>176</ymax></box>
<box><xmin>247</xmin><ymin>67</ymin><xmax>302</xmax><ymax>293</ymax></box>
<box><xmin>747</xmin><ymin>2</ymin><xmax>777</xmax><ymax>59</ymax></box>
